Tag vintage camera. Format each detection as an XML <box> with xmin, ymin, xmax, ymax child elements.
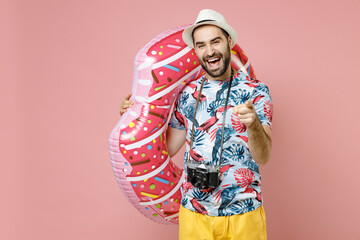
<box><xmin>187</xmin><ymin>162</ymin><xmax>220</xmax><ymax>189</ymax></box>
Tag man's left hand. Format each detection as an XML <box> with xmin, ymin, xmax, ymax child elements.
<box><xmin>233</xmin><ymin>101</ymin><xmax>259</xmax><ymax>128</ymax></box>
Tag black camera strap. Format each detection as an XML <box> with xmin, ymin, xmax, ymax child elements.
<box><xmin>217</xmin><ymin>76</ymin><xmax>233</xmax><ymax>171</ymax></box>
<box><xmin>188</xmin><ymin>74</ymin><xmax>233</xmax><ymax>171</ymax></box>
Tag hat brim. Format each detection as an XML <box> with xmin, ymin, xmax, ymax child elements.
<box><xmin>182</xmin><ymin>21</ymin><xmax>238</xmax><ymax>49</ymax></box>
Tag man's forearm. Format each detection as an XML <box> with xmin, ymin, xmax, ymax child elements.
<box><xmin>166</xmin><ymin>126</ymin><xmax>187</xmax><ymax>157</ymax></box>
<box><xmin>247</xmin><ymin>118</ymin><xmax>272</xmax><ymax>165</ymax></box>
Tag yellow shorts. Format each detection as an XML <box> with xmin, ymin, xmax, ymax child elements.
<box><xmin>179</xmin><ymin>204</ymin><xmax>267</xmax><ymax>240</ymax></box>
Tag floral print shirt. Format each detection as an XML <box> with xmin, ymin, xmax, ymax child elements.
<box><xmin>169</xmin><ymin>70</ymin><xmax>273</xmax><ymax>216</ymax></box>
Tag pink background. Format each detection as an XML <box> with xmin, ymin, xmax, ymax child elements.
<box><xmin>1</xmin><ymin>0</ymin><xmax>360</xmax><ymax>239</ymax></box>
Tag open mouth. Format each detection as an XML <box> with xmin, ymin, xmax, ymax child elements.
<box><xmin>206</xmin><ymin>57</ymin><xmax>221</xmax><ymax>68</ymax></box>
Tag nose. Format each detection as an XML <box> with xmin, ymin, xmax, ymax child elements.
<box><xmin>205</xmin><ymin>44</ymin><xmax>215</xmax><ymax>57</ymax></box>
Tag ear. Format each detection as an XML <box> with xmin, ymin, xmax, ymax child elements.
<box><xmin>228</xmin><ymin>36</ymin><xmax>233</xmax><ymax>47</ymax></box>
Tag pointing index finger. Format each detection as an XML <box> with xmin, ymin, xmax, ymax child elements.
<box><xmin>245</xmin><ymin>100</ymin><xmax>254</xmax><ymax>109</ymax></box>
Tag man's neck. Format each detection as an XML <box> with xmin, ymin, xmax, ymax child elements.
<box><xmin>205</xmin><ymin>67</ymin><xmax>233</xmax><ymax>81</ymax></box>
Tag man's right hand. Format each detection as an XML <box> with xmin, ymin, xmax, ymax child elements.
<box><xmin>120</xmin><ymin>93</ymin><xmax>134</xmax><ymax>116</ymax></box>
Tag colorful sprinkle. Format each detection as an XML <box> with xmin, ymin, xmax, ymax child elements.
<box><xmin>148</xmin><ymin>120</ymin><xmax>152</xmax><ymax>124</ymax></box>
<box><xmin>129</xmin><ymin>122</ymin><xmax>135</xmax><ymax>128</ymax></box>
<box><xmin>149</xmin><ymin>111</ymin><xmax>165</xmax><ymax>119</ymax></box>
<box><xmin>167</xmin><ymin>44</ymin><xmax>181</xmax><ymax>49</ymax></box>
<box><xmin>141</xmin><ymin>153</ymin><xmax>146</xmax><ymax>157</ymax></box>
<box><xmin>130</xmin><ymin>159</ymin><xmax>150</xmax><ymax>166</ymax></box>
<box><xmin>155</xmin><ymin>85</ymin><xmax>166</xmax><ymax>91</ymax></box>
<box><xmin>159</xmin><ymin>52</ymin><xmax>163</xmax><ymax>56</ymax></box>
<box><xmin>152</xmin><ymin>70</ymin><xmax>159</xmax><ymax>83</ymax></box>
<box><xmin>130</xmin><ymin>137</ymin><xmax>136</xmax><ymax>141</ymax></box>
<box><xmin>156</xmin><ymin>204</ymin><xmax>162</xmax><ymax>208</ymax></box>
<box><xmin>147</xmin><ymin>144</ymin><xmax>152</xmax><ymax>150</ymax></box>
<box><xmin>141</xmin><ymin>192</ymin><xmax>158</xmax><ymax>198</ymax></box>
<box><xmin>155</xmin><ymin>177</ymin><xmax>169</xmax><ymax>184</ymax></box>
<box><xmin>151</xmin><ymin>51</ymin><xmax>157</xmax><ymax>55</ymax></box>
<box><xmin>164</xmin><ymin>64</ymin><xmax>180</xmax><ymax>72</ymax></box>
<box><xmin>150</xmin><ymin>184</ymin><xmax>156</xmax><ymax>190</ymax></box>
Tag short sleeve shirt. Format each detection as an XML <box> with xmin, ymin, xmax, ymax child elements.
<box><xmin>169</xmin><ymin>70</ymin><xmax>273</xmax><ymax>216</ymax></box>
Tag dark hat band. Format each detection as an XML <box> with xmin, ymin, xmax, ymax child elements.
<box><xmin>196</xmin><ymin>19</ymin><xmax>215</xmax><ymax>24</ymax></box>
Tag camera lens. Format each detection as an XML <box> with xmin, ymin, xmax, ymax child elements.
<box><xmin>191</xmin><ymin>173</ymin><xmax>207</xmax><ymax>188</ymax></box>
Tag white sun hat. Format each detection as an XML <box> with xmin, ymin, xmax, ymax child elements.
<box><xmin>182</xmin><ymin>9</ymin><xmax>238</xmax><ymax>49</ymax></box>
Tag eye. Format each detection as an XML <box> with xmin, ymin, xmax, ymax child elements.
<box><xmin>197</xmin><ymin>44</ymin><xmax>205</xmax><ymax>49</ymax></box>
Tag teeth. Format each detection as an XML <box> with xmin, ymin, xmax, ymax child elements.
<box><xmin>208</xmin><ymin>58</ymin><xmax>220</xmax><ymax>63</ymax></box>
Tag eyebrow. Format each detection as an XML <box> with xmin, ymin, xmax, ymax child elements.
<box><xmin>195</xmin><ymin>37</ymin><xmax>222</xmax><ymax>47</ymax></box>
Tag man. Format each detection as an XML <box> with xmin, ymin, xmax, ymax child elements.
<box><xmin>120</xmin><ymin>9</ymin><xmax>272</xmax><ymax>240</ymax></box>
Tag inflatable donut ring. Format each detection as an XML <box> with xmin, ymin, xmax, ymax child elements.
<box><xmin>109</xmin><ymin>25</ymin><xmax>256</xmax><ymax>224</ymax></box>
